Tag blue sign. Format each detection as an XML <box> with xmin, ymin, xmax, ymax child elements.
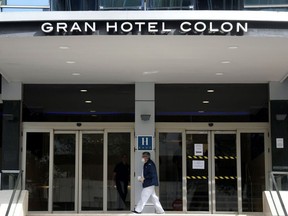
<box><xmin>138</xmin><ymin>136</ymin><xmax>153</xmax><ymax>150</ymax></box>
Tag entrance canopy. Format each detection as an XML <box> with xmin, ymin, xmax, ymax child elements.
<box><xmin>0</xmin><ymin>11</ymin><xmax>288</xmax><ymax>84</ymax></box>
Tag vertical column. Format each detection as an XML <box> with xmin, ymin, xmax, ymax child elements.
<box><xmin>269</xmin><ymin>81</ymin><xmax>288</xmax><ymax>172</ymax></box>
<box><xmin>1</xmin><ymin>78</ymin><xmax>22</xmax><ymax>179</ymax></box>
<box><xmin>134</xmin><ymin>82</ymin><xmax>155</xmax><ymax>213</ymax></box>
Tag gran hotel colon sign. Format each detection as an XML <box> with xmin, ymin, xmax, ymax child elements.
<box><xmin>40</xmin><ymin>20</ymin><xmax>248</xmax><ymax>36</ymax></box>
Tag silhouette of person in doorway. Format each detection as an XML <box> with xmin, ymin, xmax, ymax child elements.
<box><xmin>114</xmin><ymin>154</ymin><xmax>130</xmax><ymax>210</ymax></box>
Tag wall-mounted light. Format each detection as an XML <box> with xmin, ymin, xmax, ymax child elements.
<box><xmin>141</xmin><ymin>114</ymin><xmax>151</xmax><ymax>121</ymax></box>
<box><xmin>276</xmin><ymin>114</ymin><xmax>287</xmax><ymax>121</ymax></box>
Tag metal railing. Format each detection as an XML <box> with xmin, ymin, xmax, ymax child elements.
<box><xmin>270</xmin><ymin>172</ymin><xmax>288</xmax><ymax>216</ymax></box>
<box><xmin>1</xmin><ymin>170</ymin><xmax>23</xmax><ymax>216</ymax></box>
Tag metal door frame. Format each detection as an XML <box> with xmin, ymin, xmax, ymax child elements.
<box><xmin>52</xmin><ymin>130</ymin><xmax>79</xmax><ymax>213</ymax></box>
<box><xmin>156</xmin><ymin>122</ymin><xmax>270</xmax><ymax>214</ymax></box>
<box><xmin>78</xmin><ymin>130</ymin><xmax>104</xmax><ymax>213</ymax></box>
<box><xmin>185</xmin><ymin>130</ymin><xmax>212</xmax><ymax>214</ymax></box>
<box><xmin>211</xmin><ymin>130</ymin><xmax>237</xmax><ymax>214</ymax></box>
<box><xmin>22</xmin><ymin>122</ymin><xmax>134</xmax><ymax>214</ymax></box>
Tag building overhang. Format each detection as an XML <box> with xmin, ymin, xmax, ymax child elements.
<box><xmin>0</xmin><ymin>11</ymin><xmax>287</xmax><ymax>84</ymax></box>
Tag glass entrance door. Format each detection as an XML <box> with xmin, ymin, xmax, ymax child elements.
<box><xmin>52</xmin><ymin>131</ymin><xmax>131</xmax><ymax>213</ymax></box>
<box><xmin>186</xmin><ymin>132</ymin><xmax>210</xmax><ymax>212</ymax></box>
<box><xmin>79</xmin><ymin>132</ymin><xmax>104</xmax><ymax>211</ymax></box>
<box><xmin>23</xmin><ymin>129</ymin><xmax>132</xmax><ymax>213</ymax></box>
<box><xmin>213</xmin><ymin>132</ymin><xmax>237</xmax><ymax>212</ymax></box>
<box><xmin>158</xmin><ymin>129</ymin><xmax>267</xmax><ymax>214</ymax></box>
<box><xmin>53</xmin><ymin>132</ymin><xmax>78</xmax><ymax>211</ymax></box>
<box><xmin>186</xmin><ymin>131</ymin><xmax>237</xmax><ymax>213</ymax></box>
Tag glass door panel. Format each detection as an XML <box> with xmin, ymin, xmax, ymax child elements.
<box><xmin>25</xmin><ymin>132</ymin><xmax>50</xmax><ymax>211</ymax></box>
<box><xmin>159</xmin><ymin>133</ymin><xmax>183</xmax><ymax>211</ymax></box>
<box><xmin>241</xmin><ymin>133</ymin><xmax>265</xmax><ymax>212</ymax></box>
<box><xmin>81</xmin><ymin>133</ymin><xmax>104</xmax><ymax>211</ymax></box>
<box><xmin>214</xmin><ymin>133</ymin><xmax>238</xmax><ymax>212</ymax></box>
<box><xmin>107</xmin><ymin>133</ymin><xmax>131</xmax><ymax>211</ymax></box>
<box><xmin>53</xmin><ymin>133</ymin><xmax>76</xmax><ymax>211</ymax></box>
<box><xmin>186</xmin><ymin>133</ymin><xmax>209</xmax><ymax>212</ymax></box>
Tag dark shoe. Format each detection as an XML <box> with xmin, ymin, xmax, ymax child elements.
<box><xmin>132</xmin><ymin>210</ymin><xmax>141</xmax><ymax>214</ymax></box>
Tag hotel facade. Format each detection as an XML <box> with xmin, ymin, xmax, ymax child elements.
<box><xmin>0</xmin><ymin>0</ymin><xmax>288</xmax><ymax>215</ymax></box>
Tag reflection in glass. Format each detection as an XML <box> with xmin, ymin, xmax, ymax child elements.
<box><xmin>186</xmin><ymin>133</ymin><xmax>209</xmax><ymax>211</ymax></box>
<box><xmin>51</xmin><ymin>0</ymin><xmax>97</xmax><ymax>11</ymax></box>
<box><xmin>241</xmin><ymin>133</ymin><xmax>265</xmax><ymax>212</ymax></box>
<box><xmin>107</xmin><ymin>133</ymin><xmax>131</xmax><ymax>210</ymax></box>
<box><xmin>159</xmin><ymin>133</ymin><xmax>182</xmax><ymax>211</ymax></box>
<box><xmin>23</xmin><ymin>84</ymin><xmax>135</xmax><ymax>122</ymax></box>
<box><xmin>26</xmin><ymin>132</ymin><xmax>50</xmax><ymax>211</ymax></box>
<box><xmin>53</xmin><ymin>134</ymin><xmax>76</xmax><ymax>211</ymax></box>
<box><xmin>155</xmin><ymin>84</ymin><xmax>268</xmax><ymax>123</ymax></box>
<box><xmin>273</xmin><ymin>174</ymin><xmax>288</xmax><ymax>191</ymax></box>
<box><xmin>214</xmin><ymin>134</ymin><xmax>238</xmax><ymax>211</ymax></box>
<box><xmin>81</xmin><ymin>133</ymin><xmax>104</xmax><ymax>210</ymax></box>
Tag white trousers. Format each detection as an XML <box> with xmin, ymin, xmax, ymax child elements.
<box><xmin>135</xmin><ymin>186</ymin><xmax>164</xmax><ymax>213</ymax></box>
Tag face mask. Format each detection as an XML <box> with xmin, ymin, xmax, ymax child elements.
<box><xmin>141</xmin><ymin>158</ymin><xmax>146</xmax><ymax>163</ymax></box>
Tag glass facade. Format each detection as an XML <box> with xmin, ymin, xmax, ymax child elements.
<box><xmin>155</xmin><ymin>84</ymin><xmax>268</xmax><ymax>122</ymax></box>
<box><xmin>81</xmin><ymin>133</ymin><xmax>104</xmax><ymax>211</ymax></box>
<box><xmin>53</xmin><ymin>133</ymin><xmax>76</xmax><ymax>211</ymax></box>
<box><xmin>158</xmin><ymin>130</ymin><xmax>266</xmax><ymax>213</ymax></box>
<box><xmin>186</xmin><ymin>133</ymin><xmax>209</xmax><ymax>211</ymax></box>
<box><xmin>23</xmin><ymin>130</ymin><xmax>133</xmax><ymax>212</ymax></box>
<box><xmin>241</xmin><ymin>133</ymin><xmax>265</xmax><ymax>212</ymax></box>
<box><xmin>214</xmin><ymin>133</ymin><xmax>237</xmax><ymax>211</ymax></box>
<box><xmin>23</xmin><ymin>84</ymin><xmax>135</xmax><ymax>122</ymax></box>
<box><xmin>25</xmin><ymin>132</ymin><xmax>50</xmax><ymax>211</ymax></box>
<box><xmin>22</xmin><ymin>84</ymin><xmax>268</xmax><ymax>123</ymax></box>
<box><xmin>1</xmin><ymin>0</ymin><xmax>288</xmax><ymax>11</ymax></box>
<box><xmin>159</xmin><ymin>133</ymin><xmax>183</xmax><ymax>211</ymax></box>
<box><xmin>107</xmin><ymin>133</ymin><xmax>131</xmax><ymax>211</ymax></box>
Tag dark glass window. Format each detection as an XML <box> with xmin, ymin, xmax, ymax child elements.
<box><xmin>241</xmin><ymin>133</ymin><xmax>265</xmax><ymax>212</ymax></box>
<box><xmin>23</xmin><ymin>84</ymin><xmax>135</xmax><ymax>122</ymax></box>
<box><xmin>50</xmin><ymin>0</ymin><xmax>98</xmax><ymax>11</ymax></box>
<box><xmin>26</xmin><ymin>132</ymin><xmax>50</xmax><ymax>211</ymax></box>
<box><xmin>155</xmin><ymin>84</ymin><xmax>268</xmax><ymax>122</ymax></box>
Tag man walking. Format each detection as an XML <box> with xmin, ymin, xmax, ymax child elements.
<box><xmin>133</xmin><ymin>152</ymin><xmax>165</xmax><ymax>214</ymax></box>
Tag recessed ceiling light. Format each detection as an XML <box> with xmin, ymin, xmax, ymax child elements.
<box><xmin>228</xmin><ymin>46</ymin><xmax>238</xmax><ymax>49</ymax></box>
<box><xmin>66</xmin><ymin>61</ymin><xmax>75</xmax><ymax>64</ymax></box>
<box><xmin>85</xmin><ymin>100</ymin><xmax>92</xmax><ymax>104</ymax></box>
<box><xmin>207</xmin><ymin>89</ymin><xmax>214</xmax><ymax>93</ymax></box>
<box><xmin>90</xmin><ymin>110</ymin><xmax>96</xmax><ymax>112</ymax></box>
<box><xmin>221</xmin><ymin>61</ymin><xmax>231</xmax><ymax>64</ymax></box>
<box><xmin>216</xmin><ymin>72</ymin><xmax>224</xmax><ymax>76</ymax></box>
<box><xmin>198</xmin><ymin>110</ymin><xmax>205</xmax><ymax>113</ymax></box>
<box><xmin>202</xmin><ymin>101</ymin><xmax>209</xmax><ymax>104</ymax></box>
<box><xmin>80</xmin><ymin>89</ymin><xmax>87</xmax><ymax>92</ymax></box>
<box><xmin>59</xmin><ymin>46</ymin><xmax>69</xmax><ymax>49</ymax></box>
<box><xmin>143</xmin><ymin>70</ymin><xmax>159</xmax><ymax>75</ymax></box>
<box><xmin>72</xmin><ymin>73</ymin><xmax>80</xmax><ymax>76</ymax></box>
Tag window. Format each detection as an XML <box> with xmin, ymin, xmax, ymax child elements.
<box><xmin>23</xmin><ymin>84</ymin><xmax>135</xmax><ymax>122</ymax></box>
<box><xmin>155</xmin><ymin>84</ymin><xmax>268</xmax><ymax>122</ymax></box>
